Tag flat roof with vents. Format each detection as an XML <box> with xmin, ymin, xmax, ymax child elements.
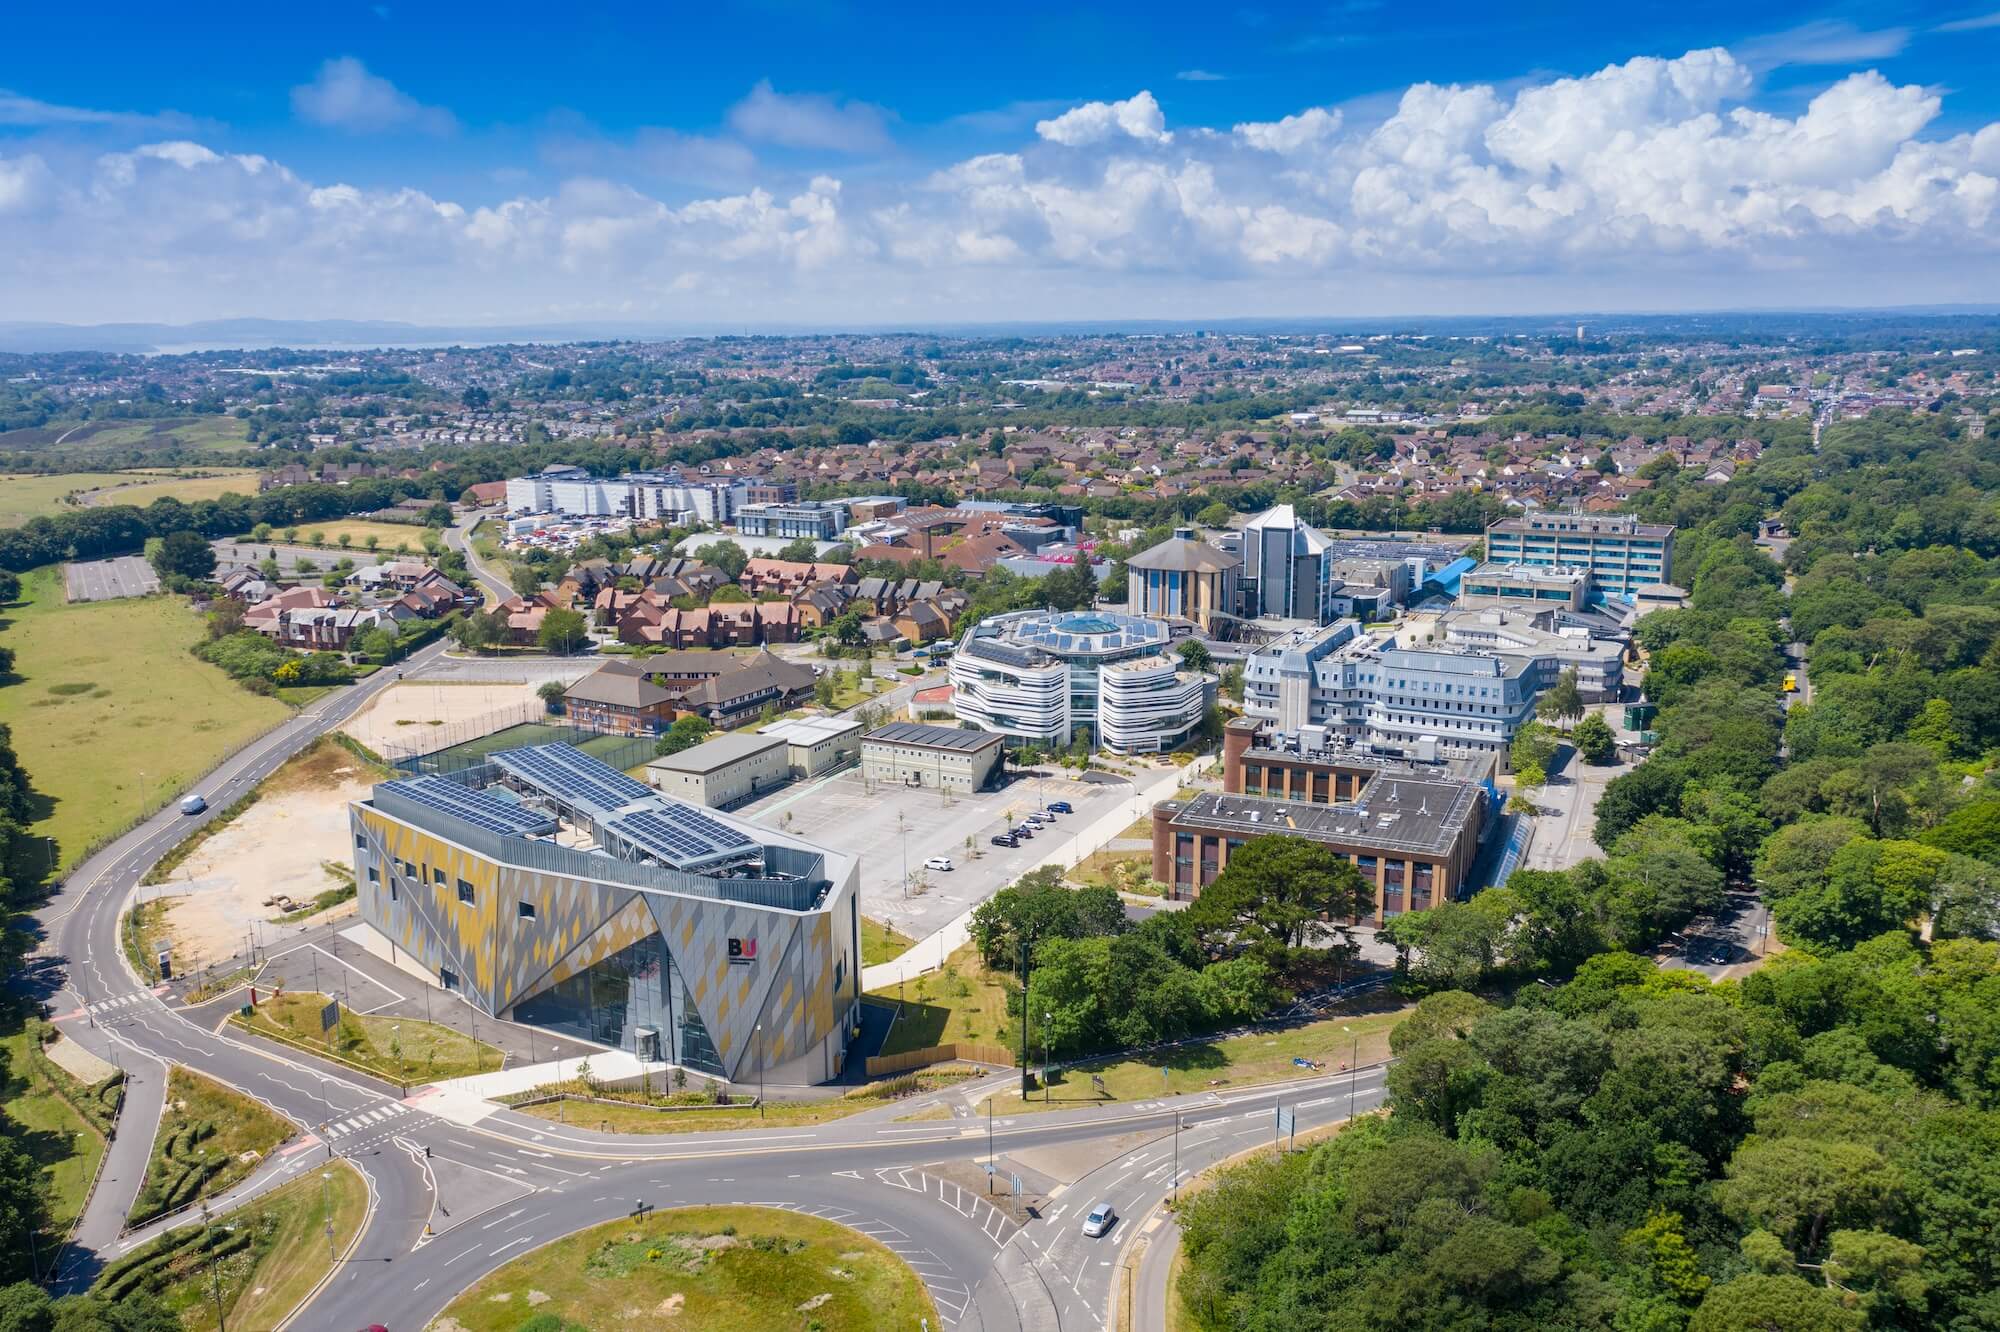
<box><xmin>1163</xmin><ymin>781</ymin><xmax>1481</xmax><ymax>859</ymax></box>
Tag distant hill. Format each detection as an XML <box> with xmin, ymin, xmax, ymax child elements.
<box><xmin>3</xmin><ymin>307</ymin><xmax>1997</xmax><ymax>354</ymax></box>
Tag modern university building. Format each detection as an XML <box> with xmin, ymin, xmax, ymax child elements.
<box><xmin>350</xmin><ymin>743</ymin><xmax>859</xmax><ymax>1084</ymax></box>
<box><xmin>950</xmin><ymin>608</ymin><xmax>1213</xmax><ymax>753</ymax></box>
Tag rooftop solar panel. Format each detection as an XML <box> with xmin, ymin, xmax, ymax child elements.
<box><xmin>605</xmin><ymin>802</ymin><xmax>757</xmax><ymax>870</ymax></box>
<box><xmin>380</xmin><ymin>776</ymin><xmax>557</xmax><ymax>837</ymax></box>
<box><xmin>490</xmin><ymin>744</ymin><xmax>652</xmax><ymax>815</ymax></box>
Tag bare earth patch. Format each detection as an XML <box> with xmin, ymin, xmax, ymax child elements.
<box><xmin>151</xmin><ymin>743</ymin><xmax>375</xmax><ymax>965</ymax></box>
<box><xmin>341</xmin><ymin>681</ymin><xmax>546</xmax><ymax>757</ymax></box>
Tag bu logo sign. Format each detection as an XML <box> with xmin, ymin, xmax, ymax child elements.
<box><xmin>727</xmin><ymin>937</ymin><xmax>758</xmax><ymax>964</ymax></box>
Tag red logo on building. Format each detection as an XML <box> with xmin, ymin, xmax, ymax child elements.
<box><xmin>727</xmin><ymin>937</ymin><xmax>758</xmax><ymax>964</ymax></box>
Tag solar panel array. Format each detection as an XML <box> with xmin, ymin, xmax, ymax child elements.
<box><xmin>606</xmin><ymin>803</ymin><xmax>757</xmax><ymax>869</ymax></box>
<box><xmin>380</xmin><ymin>776</ymin><xmax>557</xmax><ymax>837</ymax></box>
<box><xmin>490</xmin><ymin>743</ymin><xmax>653</xmax><ymax>815</ymax></box>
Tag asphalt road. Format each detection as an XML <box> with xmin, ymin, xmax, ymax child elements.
<box><xmin>24</xmin><ymin>513</ymin><xmax>1400</xmax><ymax>1329</ymax></box>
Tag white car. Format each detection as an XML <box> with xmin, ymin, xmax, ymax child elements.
<box><xmin>923</xmin><ymin>856</ymin><xmax>954</xmax><ymax>872</ymax></box>
<box><xmin>1081</xmin><ymin>1202</ymin><xmax>1117</xmax><ymax>1238</ymax></box>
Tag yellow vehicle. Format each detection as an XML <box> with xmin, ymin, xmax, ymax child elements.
<box><xmin>1782</xmin><ymin>672</ymin><xmax>1799</xmax><ymax>693</ymax></box>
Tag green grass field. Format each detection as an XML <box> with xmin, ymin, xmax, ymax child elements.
<box><xmin>232</xmin><ymin>991</ymin><xmax>502</xmax><ymax>1083</ymax></box>
<box><xmin>435</xmin><ymin>1205</ymin><xmax>938</xmax><ymax>1332</ymax></box>
<box><xmin>868</xmin><ymin>941</ymin><xmax>1018</xmax><ymax>1055</ymax></box>
<box><xmin>0</xmin><ymin>473</ymin><xmax>147</xmax><ymax>526</ymax></box>
<box><xmin>0</xmin><ymin>1023</ymin><xmax>109</xmax><ymax>1239</ymax></box>
<box><xmin>984</xmin><ymin>1005</ymin><xmax>1407</xmax><ymax>1116</ymax></box>
<box><xmin>0</xmin><ymin>416</ymin><xmax>251</xmax><ymax>455</ymax></box>
<box><xmin>0</xmin><ymin>566</ymin><xmax>290</xmax><ymax>870</ymax></box>
<box><xmin>131</xmin><ymin>1067</ymin><xmax>294</xmax><ymax>1225</ymax></box>
<box><xmin>75</xmin><ymin>468</ymin><xmax>260</xmax><ymax>510</ymax></box>
<box><xmin>261</xmin><ymin>518</ymin><xmax>435</xmax><ymax>552</ymax></box>
<box><xmin>94</xmin><ymin>1161</ymin><xmax>367</xmax><ymax>1332</ymax></box>
<box><xmin>859</xmin><ymin>917</ymin><xmax>914</xmax><ymax>967</ymax></box>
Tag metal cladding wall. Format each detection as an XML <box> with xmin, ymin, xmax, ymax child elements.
<box><xmin>351</xmin><ymin>805</ymin><xmax>856</xmax><ymax>1083</ymax></box>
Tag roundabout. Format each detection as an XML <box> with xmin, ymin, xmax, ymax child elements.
<box><xmin>431</xmin><ymin>1203</ymin><xmax>939</xmax><ymax>1332</ymax></box>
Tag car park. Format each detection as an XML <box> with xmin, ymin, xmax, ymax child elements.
<box><xmin>1081</xmin><ymin>1202</ymin><xmax>1118</xmax><ymax>1237</ymax></box>
<box><xmin>924</xmin><ymin>856</ymin><xmax>955</xmax><ymax>871</ymax></box>
<box><xmin>1028</xmin><ymin>811</ymin><xmax>1054</xmax><ymax>824</ymax></box>
<box><xmin>990</xmin><ymin>833</ymin><xmax>1019</xmax><ymax>848</ymax></box>
<box><xmin>1012</xmin><ymin>824</ymin><xmax>1035</xmax><ymax>838</ymax></box>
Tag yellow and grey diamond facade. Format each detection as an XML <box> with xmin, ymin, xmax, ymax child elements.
<box><xmin>348</xmin><ymin>747</ymin><xmax>860</xmax><ymax>1086</ymax></box>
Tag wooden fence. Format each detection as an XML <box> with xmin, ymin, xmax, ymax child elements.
<box><xmin>866</xmin><ymin>1041</ymin><xmax>1015</xmax><ymax>1077</ymax></box>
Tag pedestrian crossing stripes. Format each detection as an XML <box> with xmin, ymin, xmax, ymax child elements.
<box><xmin>82</xmin><ymin>993</ymin><xmax>143</xmax><ymax>1014</ymax></box>
<box><xmin>322</xmin><ymin>1102</ymin><xmax>413</xmax><ymax>1138</ymax></box>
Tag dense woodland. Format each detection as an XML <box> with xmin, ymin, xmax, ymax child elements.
<box><xmin>1180</xmin><ymin>412</ymin><xmax>2000</xmax><ymax>1330</ymax></box>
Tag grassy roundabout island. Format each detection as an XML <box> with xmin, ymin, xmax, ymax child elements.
<box><xmin>431</xmin><ymin>1204</ymin><xmax>938</xmax><ymax>1332</ymax></box>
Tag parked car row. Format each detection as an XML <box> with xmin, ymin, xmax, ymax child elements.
<box><xmin>989</xmin><ymin>801</ymin><xmax>1072</xmax><ymax>848</ymax></box>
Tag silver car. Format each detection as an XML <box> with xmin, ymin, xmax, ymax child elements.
<box><xmin>1081</xmin><ymin>1202</ymin><xmax>1117</xmax><ymax>1238</ymax></box>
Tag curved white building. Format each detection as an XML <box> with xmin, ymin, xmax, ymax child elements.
<box><xmin>1098</xmin><ymin>656</ymin><xmax>1210</xmax><ymax>753</ymax></box>
<box><xmin>951</xmin><ymin>610</ymin><xmax>1212</xmax><ymax>753</ymax></box>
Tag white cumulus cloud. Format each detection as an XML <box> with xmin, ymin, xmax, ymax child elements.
<box><xmin>1036</xmin><ymin>91</ymin><xmax>1172</xmax><ymax>146</ymax></box>
<box><xmin>291</xmin><ymin>57</ymin><xmax>455</xmax><ymax>134</ymax></box>
<box><xmin>7</xmin><ymin>46</ymin><xmax>2000</xmax><ymax>322</ymax></box>
<box><xmin>726</xmin><ymin>80</ymin><xmax>891</xmax><ymax>154</ymax></box>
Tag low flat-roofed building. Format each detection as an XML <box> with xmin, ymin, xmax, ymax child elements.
<box><xmin>1458</xmin><ymin>562</ymin><xmax>1592</xmax><ymax>612</ymax></box>
<box><xmin>862</xmin><ymin>721</ymin><xmax>1004</xmax><ymax>793</ymax></box>
<box><xmin>645</xmin><ymin>731</ymin><xmax>789</xmax><ymax>807</ymax></box>
<box><xmin>1151</xmin><ymin>779</ymin><xmax>1486</xmax><ymax>915</ymax></box>
<box><xmin>1435</xmin><ymin>606</ymin><xmax>1625</xmax><ymax>701</ymax></box>
<box><xmin>760</xmin><ymin>715</ymin><xmax>862</xmax><ymax>779</ymax></box>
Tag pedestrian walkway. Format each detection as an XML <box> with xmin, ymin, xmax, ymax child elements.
<box><xmin>412</xmin><ymin>1048</ymin><xmax>657</xmax><ymax>1126</ymax></box>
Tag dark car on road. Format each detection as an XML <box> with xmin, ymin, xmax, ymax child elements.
<box><xmin>991</xmin><ymin>833</ymin><xmax>1020</xmax><ymax>847</ymax></box>
<box><xmin>1047</xmin><ymin>800</ymin><xmax>1074</xmax><ymax>814</ymax></box>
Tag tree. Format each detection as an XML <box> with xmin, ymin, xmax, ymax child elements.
<box><xmin>1510</xmin><ymin>721</ymin><xmax>1559</xmax><ymax>776</ymax></box>
<box><xmin>1175</xmin><ymin>639</ymin><xmax>1212</xmax><ymax>674</ymax></box>
<box><xmin>1689</xmin><ymin>1275</ymin><xmax>1863</xmax><ymax>1332</ymax></box>
<box><xmin>775</xmin><ymin>537</ymin><xmax>821</xmax><ymax>564</ymax></box>
<box><xmin>149</xmin><ymin>529</ymin><xmax>215</xmax><ymax>582</ymax></box>
<box><xmin>537</xmin><ymin>608</ymin><xmax>588</xmax><ymax>655</ymax></box>
<box><xmin>1537</xmin><ymin>670</ymin><xmax>1585</xmax><ymax>728</ymax></box>
<box><xmin>1197</xmin><ymin>501</ymin><xmax>1233</xmax><ymax>528</ymax></box>
<box><xmin>1186</xmin><ymin>836</ymin><xmax>1373</xmax><ymax>963</ymax></box>
<box><xmin>449</xmin><ymin>609</ymin><xmax>498</xmax><ymax>654</ymax></box>
<box><xmin>508</xmin><ymin>563</ymin><xmax>542</xmax><ymax>596</ymax></box>
<box><xmin>536</xmin><ymin>679</ymin><xmax>568</xmax><ymax>713</ymax></box>
<box><xmin>355</xmin><ymin>627</ymin><xmax>398</xmax><ymax>660</ymax></box>
<box><xmin>969</xmin><ymin>868</ymin><xmax>1124</xmax><ymax>968</ymax></box>
<box><xmin>709</xmin><ymin>584</ymin><xmax>750</xmax><ymax>603</ymax></box>
<box><xmin>1572</xmin><ymin>713</ymin><xmax>1617</xmax><ymax>764</ymax></box>
<box><xmin>655</xmin><ymin>714</ymin><xmax>713</xmax><ymax>757</ymax></box>
<box><xmin>0</xmin><ymin>571</ymin><xmax>19</xmax><ymax>604</ymax></box>
<box><xmin>704</xmin><ymin>540</ymin><xmax>750</xmax><ymax>582</ymax></box>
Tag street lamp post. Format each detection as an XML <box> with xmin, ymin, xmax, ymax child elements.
<box><xmin>1042</xmin><ymin>1011</ymin><xmax>1051</xmax><ymax>1103</ymax></box>
<box><xmin>1344</xmin><ymin>1025</ymin><xmax>1358</xmax><ymax>1124</ymax></box>
<box><xmin>1019</xmin><ymin>935</ymin><xmax>1033</xmax><ymax>1099</ymax></box>
<box><xmin>201</xmin><ymin>1200</ymin><xmax>225</xmax><ymax>1332</ymax></box>
<box><xmin>1172</xmin><ymin>1114</ymin><xmax>1181</xmax><ymax>1204</ymax></box>
<box><xmin>757</xmin><ymin>1022</ymin><xmax>766</xmax><ymax>1120</ymax></box>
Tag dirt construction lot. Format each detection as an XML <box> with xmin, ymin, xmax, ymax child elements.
<box><xmin>340</xmin><ymin>680</ymin><xmax>548</xmax><ymax>759</ymax></box>
<box><xmin>144</xmin><ymin>741</ymin><xmax>380</xmax><ymax>967</ymax></box>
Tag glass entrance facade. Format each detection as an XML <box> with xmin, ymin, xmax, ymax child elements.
<box><xmin>513</xmin><ymin>933</ymin><xmax>725</xmax><ymax>1075</ymax></box>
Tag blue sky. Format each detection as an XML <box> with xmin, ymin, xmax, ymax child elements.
<box><xmin>4</xmin><ymin>1</ymin><xmax>2000</xmax><ymax>325</ymax></box>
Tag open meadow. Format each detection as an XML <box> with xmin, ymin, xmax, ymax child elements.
<box><xmin>0</xmin><ymin>566</ymin><xmax>288</xmax><ymax>869</ymax></box>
